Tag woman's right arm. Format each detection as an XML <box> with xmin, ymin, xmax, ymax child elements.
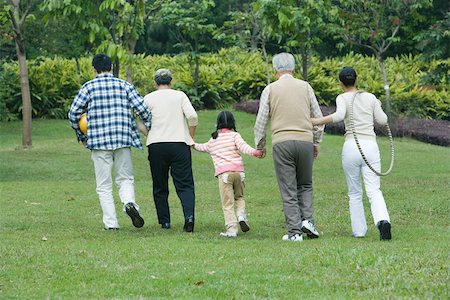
<box><xmin>311</xmin><ymin>115</ymin><xmax>333</xmax><ymax>126</ymax></box>
<box><xmin>311</xmin><ymin>95</ymin><xmax>346</xmax><ymax>125</ymax></box>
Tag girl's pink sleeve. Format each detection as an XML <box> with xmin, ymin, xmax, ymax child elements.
<box><xmin>234</xmin><ymin>133</ymin><xmax>258</xmax><ymax>156</ymax></box>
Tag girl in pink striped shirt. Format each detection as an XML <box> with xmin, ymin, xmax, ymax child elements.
<box><xmin>193</xmin><ymin>111</ymin><xmax>264</xmax><ymax>237</ymax></box>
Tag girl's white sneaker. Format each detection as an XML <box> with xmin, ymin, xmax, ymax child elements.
<box><xmin>220</xmin><ymin>231</ymin><xmax>237</xmax><ymax>238</ymax></box>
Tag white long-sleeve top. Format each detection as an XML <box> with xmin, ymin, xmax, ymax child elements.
<box><xmin>331</xmin><ymin>91</ymin><xmax>388</xmax><ymax>141</ymax></box>
<box><xmin>144</xmin><ymin>89</ymin><xmax>198</xmax><ymax>146</ymax></box>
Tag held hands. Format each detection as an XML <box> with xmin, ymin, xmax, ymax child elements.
<box><xmin>254</xmin><ymin>148</ymin><xmax>266</xmax><ymax>159</ymax></box>
<box><xmin>136</xmin><ymin>119</ymin><xmax>149</xmax><ymax>137</ymax></box>
<box><xmin>313</xmin><ymin>145</ymin><xmax>319</xmax><ymax>160</ymax></box>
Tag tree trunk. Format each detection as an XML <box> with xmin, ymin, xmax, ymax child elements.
<box><xmin>301</xmin><ymin>48</ymin><xmax>308</xmax><ymax>81</ymax></box>
<box><xmin>75</xmin><ymin>57</ymin><xmax>81</xmax><ymax>74</ymax></box>
<box><xmin>378</xmin><ymin>57</ymin><xmax>392</xmax><ymax>121</ymax></box>
<box><xmin>126</xmin><ymin>38</ymin><xmax>137</xmax><ymax>83</ymax></box>
<box><xmin>194</xmin><ymin>54</ymin><xmax>199</xmax><ymax>96</ymax></box>
<box><xmin>113</xmin><ymin>57</ymin><xmax>120</xmax><ymax>78</ymax></box>
<box><xmin>192</xmin><ymin>38</ymin><xmax>199</xmax><ymax>96</ymax></box>
<box><xmin>16</xmin><ymin>44</ymin><xmax>32</xmax><ymax>149</ymax></box>
<box><xmin>261</xmin><ymin>41</ymin><xmax>271</xmax><ymax>85</ymax></box>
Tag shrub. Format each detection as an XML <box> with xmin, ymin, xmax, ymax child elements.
<box><xmin>0</xmin><ymin>62</ymin><xmax>21</xmax><ymax>121</ymax></box>
<box><xmin>0</xmin><ymin>51</ymin><xmax>448</xmax><ymax>121</ymax></box>
<box><xmin>235</xmin><ymin>101</ymin><xmax>450</xmax><ymax>147</ymax></box>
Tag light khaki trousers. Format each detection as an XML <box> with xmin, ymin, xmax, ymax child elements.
<box><xmin>218</xmin><ymin>172</ymin><xmax>246</xmax><ymax>233</ymax></box>
<box><xmin>91</xmin><ymin>148</ymin><xmax>139</xmax><ymax>229</ymax></box>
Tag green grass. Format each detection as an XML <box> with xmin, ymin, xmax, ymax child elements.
<box><xmin>1</xmin><ymin>110</ymin><xmax>449</xmax><ymax>299</ymax></box>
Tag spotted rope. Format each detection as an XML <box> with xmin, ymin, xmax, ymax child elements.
<box><xmin>349</xmin><ymin>90</ymin><xmax>394</xmax><ymax>176</ymax></box>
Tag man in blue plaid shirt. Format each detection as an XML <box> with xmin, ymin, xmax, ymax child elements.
<box><xmin>68</xmin><ymin>54</ymin><xmax>152</xmax><ymax>230</ymax></box>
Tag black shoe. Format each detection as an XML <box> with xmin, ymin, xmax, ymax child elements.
<box><xmin>378</xmin><ymin>220</ymin><xmax>391</xmax><ymax>240</ymax></box>
<box><xmin>104</xmin><ymin>227</ymin><xmax>119</xmax><ymax>231</ymax></box>
<box><xmin>125</xmin><ymin>203</ymin><xmax>144</xmax><ymax>228</ymax></box>
<box><xmin>239</xmin><ymin>220</ymin><xmax>250</xmax><ymax>232</ymax></box>
<box><xmin>161</xmin><ymin>222</ymin><xmax>171</xmax><ymax>229</ymax></box>
<box><xmin>183</xmin><ymin>216</ymin><xmax>194</xmax><ymax>232</ymax></box>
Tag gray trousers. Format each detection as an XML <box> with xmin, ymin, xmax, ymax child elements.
<box><xmin>273</xmin><ymin>140</ymin><xmax>315</xmax><ymax>235</ymax></box>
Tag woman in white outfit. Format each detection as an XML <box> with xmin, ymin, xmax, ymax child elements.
<box><xmin>311</xmin><ymin>67</ymin><xmax>392</xmax><ymax>240</ymax></box>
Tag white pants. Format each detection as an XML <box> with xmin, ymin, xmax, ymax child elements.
<box><xmin>342</xmin><ymin>139</ymin><xmax>390</xmax><ymax>237</ymax></box>
<box><xmin>91</xmin><ymin>148</ymin><xmax>139</xmax><ymax>228</ymax></box>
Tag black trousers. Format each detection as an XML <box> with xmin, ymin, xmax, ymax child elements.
<box><xmin>148</xmin><ymin>142</ymin><xmax>195</xmax><ymax>224</ymax></box>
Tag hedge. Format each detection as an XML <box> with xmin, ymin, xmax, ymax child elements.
<box><xmin>235</xmin><ymin>101</ymin><xmax>450</xmax><ymax>147</ymax></box>
<box><xmin>0</xmin><ymin>48</ymin><xmax>448</xmax><ymax>121</ymax></box>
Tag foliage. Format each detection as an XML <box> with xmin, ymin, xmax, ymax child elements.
<box><xmin>0</xmin><ymin>0</ymin><xmax>447</xmax><ymax>62</ymax></box>
<box><xmin>28</xmin><ymin>57</ymin><xmax>87</xmax><ymax>119</ymax></box>
<box><xmin>0</xmin><ymin>50</ymin><xmax>448</xmax><ymax>121</ymax></box>
<box><xmin>414</xmin><ymin>12</ymin><xmax>450</xmax><ymax>60</ymax></box>
<box><xmin>0</xmin><ymin>61</ymin><xmax>21</xmax><ymax>121</ymax></box>
<box><xmin>332</xmin><ymin>0</ymin><xmax>434</xmax><ymax>118</ymax></box>
<box><xmin>255</xmin><ymin>0</ymin><xmax>334</xmax><ymax>80</ymax></box>
<box><xmin>333</xmin><ymin>0</ymin><xmax>432</xmax><ymax>59</ymax></box>
<box><xmin>157</xmin><ymin>0</ymin><xmax>217</xmax><ymax>97</ymax></box>
<box><xmin>0</xmin><ymin>56</ymin><xmax>92</xmax><ymax>120</ymax></box>
<box><xmin>236</xmin><ymin>102</ymin><xmax>450</xmax><ymax>146</ymax></box>
<box><xmin>41</xmin><ymin>0</ymin><xmax>162</xmax><ymax>79</ymax></box>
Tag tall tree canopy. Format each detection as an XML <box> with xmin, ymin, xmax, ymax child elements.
<box><xmin>333</xmin><ymin>0</ymin><xmax>433</xmax><ymax>118</ymax></box>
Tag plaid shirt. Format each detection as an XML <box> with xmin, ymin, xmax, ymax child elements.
<box><xmin>68</xmin><ymin>73</ymin><xmax>152</xmax><ymax>150</ymax></box>
<box><xmin>254</xmin><ymin>74</ymin><xmax>324</xmax><ymax>148</ymax></box>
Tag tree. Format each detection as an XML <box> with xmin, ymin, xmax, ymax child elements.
<box><xmin>333</xmin><ymin>0</ymin><xmax>432</xmax><ymax>119</ymax></box>
<box><xmin>218</xmin><ymin>2</ymin><xmax>272</xmax><ymax>84</ymax></box>
<box><xmin>2</xmin><ymin>0</ymin><xmax>33</xmax><ymax>148</ymax></box>
<box><xmin>98</xmin><ymin>0</ymin><xmax>163</xmax><ymax>82</ymax></box>
<box><xmin>256</xmin><ymin>0</ymin><xmax>333</xmax><ymax>81</ymax></box>
<box><xmin>42</xmin><ymin>0</ymin><xmax>163</xmax><ymax>82</ymax></box>
<box><xmin>414</xmin><ymin>11</ymin><xmax>450</xmax><ymax>60</ymax></box>
<box><xmin>158</xmin><ymin>0</ymin><xmax>216</xmax><ymax>100</ymax></box>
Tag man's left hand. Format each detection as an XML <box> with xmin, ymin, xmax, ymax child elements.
<box><xmin>313</xmin><ymin>145</ymin><xmax>319</xmax><ymax>160</ymax></box>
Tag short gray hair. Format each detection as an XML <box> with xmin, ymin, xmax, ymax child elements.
<box><xmin>154</xmin><ymin>68</ymin><xmax>172</xmax><ymax>85</ymax></box>
<box><xmin>272</xmin><ymin>53</ymin><xmax>295</xmax><ymax>72</ymax></box>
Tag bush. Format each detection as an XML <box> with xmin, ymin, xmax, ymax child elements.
<box><xmin>0</xmin><ymin>51</ymin><xmax>448</xmax><ymax>121</ymax></box>
<box><xmin>235</xmin><ymin>101</ymin><xmax>450</xmax><ymax>147</ymax></box>
<box><xmin>306</xmin><ymin>54</ymin><xmax>450</xmax><ymax>120</ymax></box>
<box><xmin>0</xmin><ymin>62</ymin><xmax>21</xmax><ymax>121</ymax></box>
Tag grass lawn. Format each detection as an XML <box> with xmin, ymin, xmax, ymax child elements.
<box><xmin>1</xmin><ymin>110</ymin><xmax>449</xmax><ymax>299</ymax></box>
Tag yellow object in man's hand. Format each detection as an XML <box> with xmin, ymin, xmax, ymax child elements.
<box><xmin>79</xmin><ymin>113</ymin><xmax>87</xmax><ymax>134</ymax></box>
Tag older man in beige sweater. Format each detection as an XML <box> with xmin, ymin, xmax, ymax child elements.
<box><xmin>254</xmin><ymin>53</ymin><xmax>324</xmax><ymax>242</ymax></box>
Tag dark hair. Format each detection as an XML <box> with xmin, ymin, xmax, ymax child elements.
<box><xmin>339</xmin><ymin>67</ymin><xmax>357</xmax><ymax>87</ymax></box>
<box><xmin>92</xmin><ymin>54</ymin><xmax>112</xmax><ymax>73</ymax></box>
<box><xmin>211</xmin><ymin>111</ymin><xmax>237</xmax><ymax>139</ymax></box>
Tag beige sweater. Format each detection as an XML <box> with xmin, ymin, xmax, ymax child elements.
<box><xmin>144</xmin><ymin>89</ymin><xmax>198</xmax><ymax>146</ymax></box>
<box><xmin>331</xmin><ymin>91</ymin><xmax>388</xmax><ymax>141</ymax></box>
<box><xmin>269</xmin><ymin>76</ymin><xmax>314</xmax><ymax>144</ymax></box>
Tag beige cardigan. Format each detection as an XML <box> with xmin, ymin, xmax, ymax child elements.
<box><xmin>143</xmin><ymin>89</ymin><xmax>198</xmax><ymax>146</ymax></box>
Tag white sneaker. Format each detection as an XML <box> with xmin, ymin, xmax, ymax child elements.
<box><xmin>220</xmin><ymin>231</ymin><xmax>237</xmax><ymax>238</ymax></box>
<box><xmin>282</xmin><ymin>233</ymin><xmax>303</xmax><ymax>242</ymax></box>
<box><xmin>237</xmin><ymin>216</ymin><xmax>250</xmax><ymax>232</ymax></box>
<box><xmin>301</xmin><ymin>220</ymin><xmax>319</xmax><ymax>238</ymax></box>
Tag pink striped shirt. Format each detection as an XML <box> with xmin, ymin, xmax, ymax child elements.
<box><xmin>194</xmin><ymin>129</ymin><xmax>259</xmax><ymax>176</ymax></box>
